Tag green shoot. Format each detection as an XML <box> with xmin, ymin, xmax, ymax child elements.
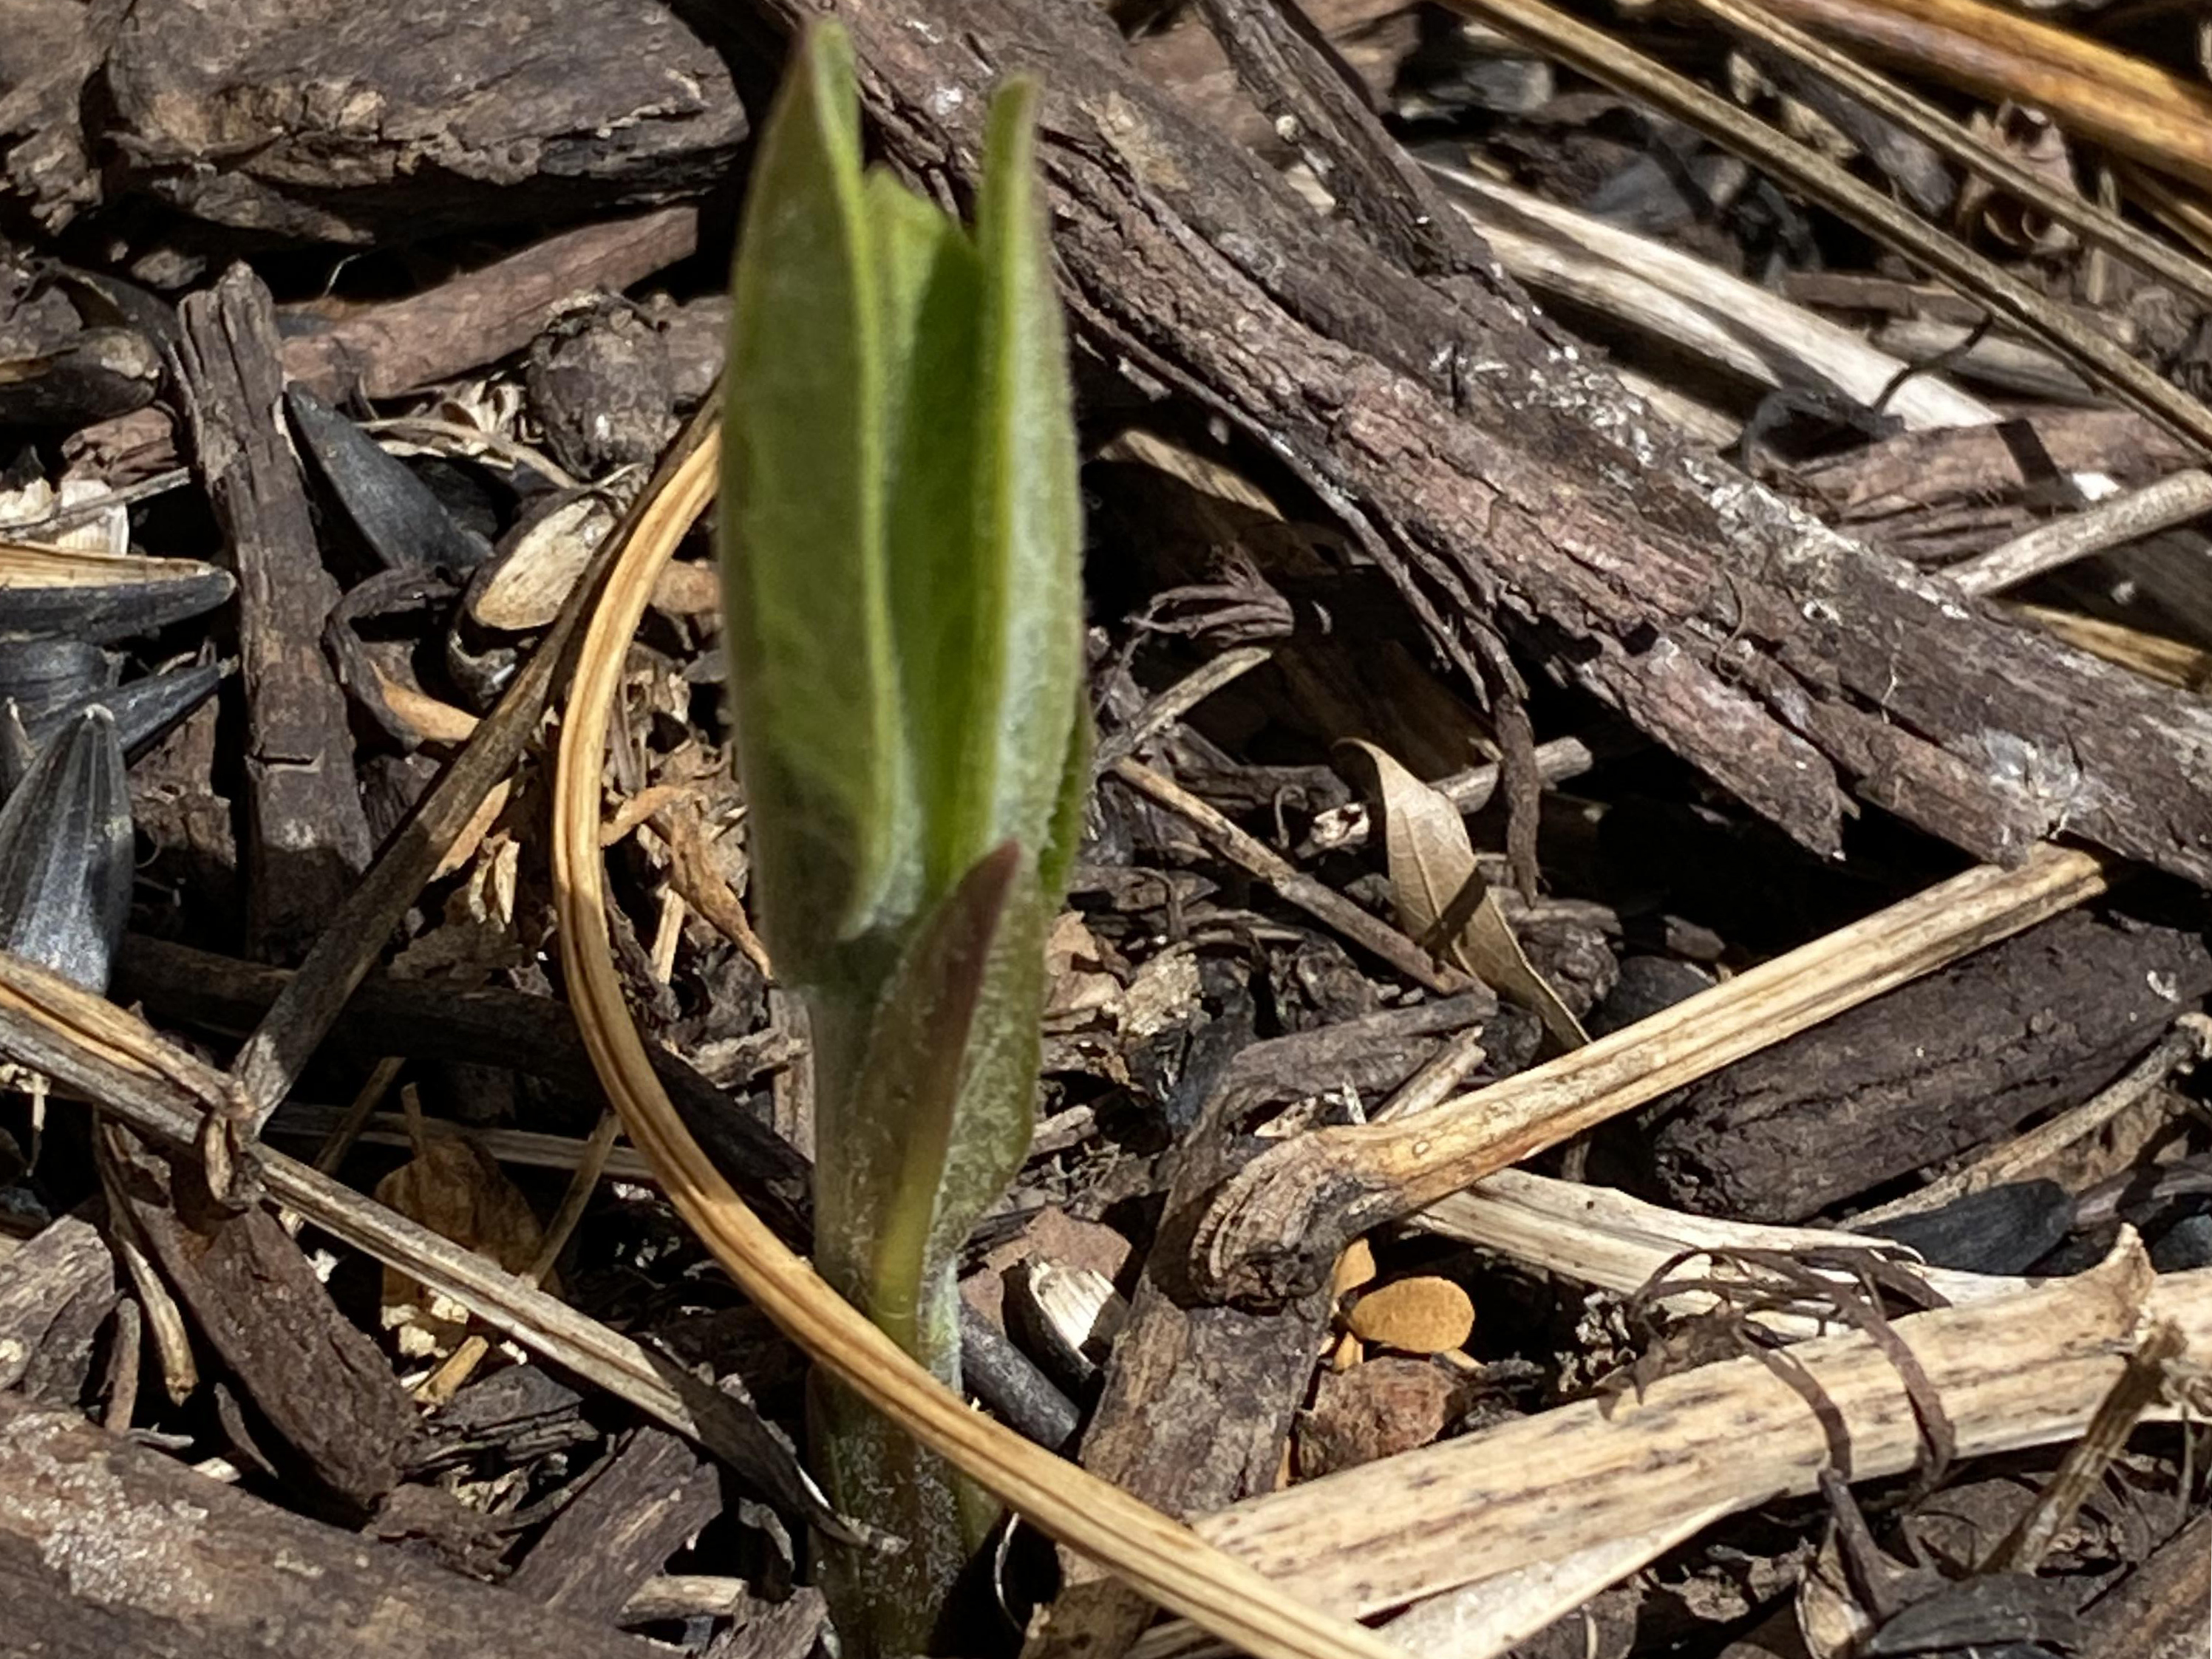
<box><xmin>719</xmin><ymin>21</ymin><xmax>1086</xmax><ymax>1653</ymax></box>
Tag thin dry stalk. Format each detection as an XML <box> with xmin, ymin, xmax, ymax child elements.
<box><xmin>1190</xmin><ymin>1241</ymin><xmax>2205</xmax><ymax>1620</ymax></box>
<box><xmin>270</xmin><ymin>1108</ymin><xmax>659</xmax><ymax>1182</ymax></box>
<box><xmin>1372</xmin><ymin>1026</ymin><xmax>1490</xmax><ymax>1124</ymax></box>
<box><xmin>548</xmin><ymin>430</ymin><xmax>1408</xmax><ymax>1659</ymax></box>
<box><xmin>1095</xmin><ymin>644</ymin><xmax>1276</xmax><ymax>768</ymax></box>
<box><xmin>1443</xmin><ymin>0</ymin><xmax>2212</xmax><ymax>449</ymax></box>
<box><xmin>1986</xmin><ymin>1319</ymin><xmax>2186</xmax><ymax>1573</ymax></box>
<box><xmin>418</xmin><ymin>1106</ymin><xmax>626</xmax><ymax>1403</ymax></box>
<box><xmin>1748</xmin><ymin>0</ymin><xmax>2212</xmax><ymax>194</ymax></box>
<box><xmin>1684</xmin><ymin>0</ymin><xmax>2212</xmax><ymax>309</ymax></box>
<box><xmin>1190</xmin><ymin>843</ymin><xmax>2107</xmax><ymax>1304</ymax></box>
<box><xmin>1415</xmin><ymin>1168</ymin><xmax>2015</xmax><ymax>1335</ymax></box>
<box><xmin>1111</xmin><ymin>754</ymin><xmax>1472</xmax><ymax>996</ymax></box>
<box><xmin>312</xmin><ymin>1054</ymin><xmax>405</xmax><ymax>1175</ymax></box>
<box><xmin>0</xmin><ymin>951</ymin><xmax>842</xmax><ymax>1535</ymax></box>
<box><xmin>1948</xmin><ymin>471</ymin><xmax>2212</xmax><ymax>596</ymax></box>
<box><xmin>1308</xmin><ymin>731</ymin><xmax>1606</xmax><ymax>856</ymax></box>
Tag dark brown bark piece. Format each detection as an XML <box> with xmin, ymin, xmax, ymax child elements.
<box><xmin>525</xmin><ymin>302</ymin><xmax>680</xmax><ymax>477</ymax></box>
<box><xmin>0</xmin><ymin>1213</ymin><xmax>117</xmax><ymax>1406</ymax></box>
<box><xmin>506</xmin><ymin>1425</ymin><xmax>723</xmax><ymax>1621</ymax></box>
<box><xmin>0</xmin><ymin>1390</ymin><xmax>663</xmax><ymax>1659</ymax></box>
<box><xmin>765</xmin><ymin>0</ymin><xmax>2212</xmax><ymax>888</ymax></box>
<box><xmin>1048</xmin><ymin>993</ymin><xmax>1491</xmax><ymax>1655</ymax></box>
<box><xmin>1799</xmin><ymin>410</ymin><xmax>2200</xmax><ymax>524</ymax></box>
<box><xmin>177</xmin><ymin>263</ymin><xmax>374</xmax><ymax>963</ymax></box>
<box><xmin>103</xmin><ymin>0</ymin><xmax>746</xmax><ymax>245</ymax></box>
<box><xmin>2080</xmin><ymin>1509</ymin><xmax>2212</xmax><ymax>1659</ymax></box>
<box><xmin>280</xmin><ymin>208</ymin><xmax>699</xmax><ymax>401</ymax></box>
<box><xmin>703</xmin><ymin>1589</ymin><xmax>830</xmax><ymax>1659</ymax></box>
<box><xmin>0</xmin><ymin>0</ymin><xmax>121</xmax><ymax>230</ymax></box>
<box><xmin>1296</xmin><ymin>1355</ymin><xmax>1468</xmax><ymax>1478</ymax></box>
<box><xmin>105</xmin><ymin>1130</ymin><xmax>419</xmax><ymax>1513</ymax></box>
<box><xmin>1640</xmin><ymin>909</ymin><xmax>2212</xmax><ymax>1222</ymax></box>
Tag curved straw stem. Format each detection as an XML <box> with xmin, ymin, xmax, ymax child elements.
<box><xmin>549</xmin><ymin>430</ymin><xmax>1403</xmax><ymax>1659</ymax></box>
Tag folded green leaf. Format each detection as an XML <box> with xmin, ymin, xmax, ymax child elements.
<box><xmin>721</xmin><ymin>23</ymin><xmax>911</xmax><ymax>978</ymax></box>
<box><xmin>908</xmin><ymin>78</ymin><xmax>1085</xmax><ymax>897</ymax></box>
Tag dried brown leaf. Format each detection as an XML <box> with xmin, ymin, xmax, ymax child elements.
<box><xmin>375</xmin><ymin>1132</ymin><xmax>549</xmax><ymax>1358</ymax></box>
<box><xmin>1343</xmin><ymin>740</ymin><xmax>1587</xmax><ymax>1052</ymax></box>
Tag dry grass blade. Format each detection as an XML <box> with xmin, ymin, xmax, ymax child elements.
<box><xmin>1986</xmin><ymin>1319</ymin><xmax>2186</xmax><ymax>1574</ymax></box>
<box><xmin>1749</xmin><ymin>0</ymin><xmax>2212</xmax><ymax>197</ymax></box>
<box><xmin>1684</xmin><ymin>0</ymin><xmax>2212</xmax><ymax>310</ymax></box>
<box><xmin>1443</xmin><ymin>0</ymin><xmax>2212</xmax><ymax>451</ymax></box>
<box><xmin>548</xmin><ymin>431</ymin><xmax>1405</xmax><ymax>1659</ymax></box>
<box><xmin>2012</xmin><ymin>605</ymin><xmax>2212</xmax><ymax>689</ymax></box>
<box><xmin>1419</xmin><ymin>162</ymin><xmax>2001</xmax><ymax>431</ymax></box>
<box><xmin>1190</xmin><ymin>843</ymin><xmax>2107</xmax><ymax>1304</ymax></box>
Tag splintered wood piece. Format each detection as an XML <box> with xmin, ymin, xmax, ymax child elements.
<box><xmin>175</xmin><ymin>263</ymin><xmax>373</xmax><ymax>962</ymax></box>
<box><xmin>1298</xmin><ymin>1358</ymin><xmax>1471</xmax><ymax>1479</ymax></box>
<box><xmin>0</xmin><ymin>1389</ymin><xmax>663</xmax><ymax>1659</ymax></box>
<box><xmin>1187</xmin><ymin>1242</ymin><xmax>2206</xmax><ymax>1620</ymax></box>
<box><xmin>507</xmin><ymin>1425</ymin><xmax>724</xmax><ymax>1622</ymax></box>
<box><xmin>1190</xmin><ymin>844</ymin><xmax>2106</xmax><ymax>1305</ymax></box>
<box><xmin>0</xmin><ymin>1213</ymin><xmax>116</xmax><ymax>1404</ymax></box>
<box><xmin>103</xmin><ymin>1123</ymin><xmax>420</xmax><ymax>1513</ymax></box>
<box><xmin>282</xmin><ymin>209</ymin><xmax>699</xmax><ymax>401</ymax></box>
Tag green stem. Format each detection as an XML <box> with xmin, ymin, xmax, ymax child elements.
<box><xmin>806</xmin><ymin>988</ymin><xmax>1002</xmax><ymax>1658</ymax></box>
